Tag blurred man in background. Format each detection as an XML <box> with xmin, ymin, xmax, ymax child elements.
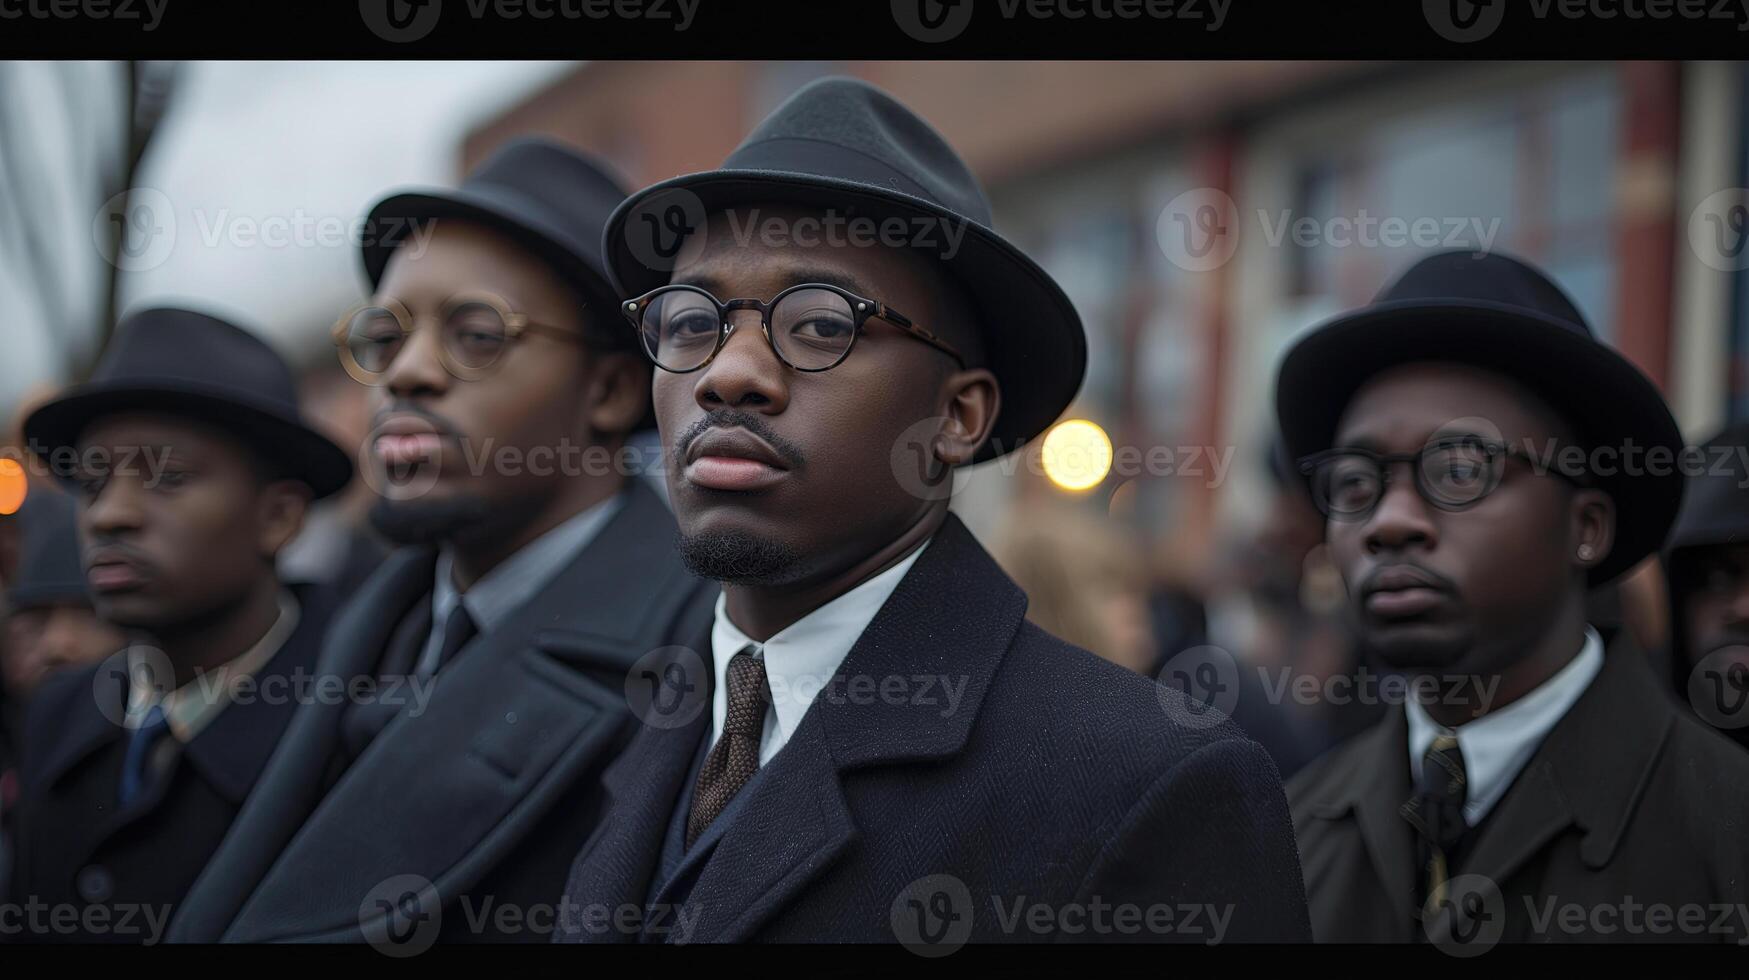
<box><xmin>2</xmin><ymin>490</ymin><xmax>126</xmax><ymax>699</ymax></box>
<box><xmin>1279</xmin><ymin>251</ymin><xmax>1749</xmax><ymax>944</ymax></box>
<box><xmin>1664</xmin><ymin>420</ymin><xmax>1749</xmax><ymax>751</ymax></box>
<box><xmin>170</xmin><ymin>138</ymin><xmax>714</xmax><ymax>944</ymax></box>
<box><xmin>8</xmin><ymin>308</ymin><xmax>351</xmax><ymax>942</ymax></box>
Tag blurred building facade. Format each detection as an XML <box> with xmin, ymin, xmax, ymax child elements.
<box><xmin>466</xmin><ymin>60</ymin><xmax>1745</xmax><ymax>586</ymax></box>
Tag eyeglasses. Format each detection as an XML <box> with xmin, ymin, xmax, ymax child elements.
<box><xmin>1299</xmin><ymin>437</ymin><xmax>1581</xmax><ymax>520</ymax></box>
<box><xmin>333</xmin><ymin>292</ymin><xmax>586</xmax><ymax>385</ymax></box>
<box><xmin>622</xmin><ymin>283</ymin><xmax>966</xmax><ymax>374</ymax></box>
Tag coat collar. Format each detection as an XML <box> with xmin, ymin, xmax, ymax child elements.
<box><xmin>1461</xmin><ymin>630</ymin><xmax>1673</xmax><ymax>881</ymax></box>
<box><xmin>176</xmin><ymin>584</ymin><xmax>337</xmax><ymax>805</ymax></box>
<box><xmin>1307</xmin><ymin>630</ymin><xmax>1673</xmax><ymax>910</ymax></box>
<box><xmin>577</xmin><ymin>512</ymin><xmax>1028</xmax><ymax>943</ymax></box>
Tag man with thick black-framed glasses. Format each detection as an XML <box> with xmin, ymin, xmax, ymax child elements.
<box><xmin>554</xmin><ymin>77</ymin><xmax>1310</xmax><ymax>946</ymax></box>
<box><xmin>1277</xmin><ymin>249</ymin><xmax>1749</xmax><ymax>946</ymax></box>
<box><xmin>167</xmin><ymin>138</ymin><xmax>715</xmax><ymax>944</ymax></box>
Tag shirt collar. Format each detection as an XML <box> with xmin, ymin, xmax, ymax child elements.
<box><xmin>1406</xmin><ymin>625</ymin><xmax>1606</xmax><ymax>826</ymax></box>
<box><xmin>710</xmin><ymin>536</ymin><xmax>933</xmax><ymax>760</ymax></box>
<box><xmin>126</xmin><ymin>589</ymin><xmax>301</xmax><ymax>744</ymax></box>
<box><xmin>432</xmin><ymin>491</ymin><xmax>625</xmax><ymax>637</ymax></box>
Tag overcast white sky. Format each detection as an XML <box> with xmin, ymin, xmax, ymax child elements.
<box><xmin>118</xmin><ymin>60</ymin><xmax>574</xmax><ymax>367</ymax></box>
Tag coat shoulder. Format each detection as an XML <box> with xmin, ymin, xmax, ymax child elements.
<box><xmin>994</xmin><ymin>619</ymin><xmax>1277</xmax><ymax>788</ymax></box>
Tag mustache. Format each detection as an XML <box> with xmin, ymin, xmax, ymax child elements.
<box><xmin>1357</xmin><ymin>561</ymin><xmax>1458</xmax><ymax>596</ymax></box>
<box><xmin>83</xmin><ymin>539</ymin><xmax>156</xmax><ymax>569</ymax></box>
<box><xmin>371</xmin><ymin>401</ymin><xmax>462</xmax><ymax>440</ymax></box>
<box><xmin>674</xmin><ymin>409</ymin><xmax>806</xmax><ymax>470</ymax></box>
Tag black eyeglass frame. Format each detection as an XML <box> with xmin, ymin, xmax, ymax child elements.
<box><xmin>1297</xmin><ymin>436</ymin><xmax>1586</xmax><ymax>521</ymax></box>
<box><xmin>621</xmin><ymin>282</ymin><xmax>967</xmax><ymax>374</ymax></box>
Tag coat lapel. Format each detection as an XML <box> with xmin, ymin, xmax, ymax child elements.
<box><xmin>230</xmin><ymin>482</ymin><xmax>693</xmax><ymax>941</ymax></box>
<box><xmin>1462</xmin><ymin>634</ymin><xmax>1673</xmax><ymax>886</ymax></box>
<box><xmin>1312</xmin><ymin>706</ymin><xmax>1420</xmax><ymax>928</ymax></box>
<box><xmin>678</xmin><ymin>514</ymin><xmax>1024</xmax><ymax>943</ymax></box>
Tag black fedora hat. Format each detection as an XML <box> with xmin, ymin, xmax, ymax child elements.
<box><xmin>7</xmin><ymin>491</ymin><xmax>90</xmax><ymax>611</ymax></box>
<box><xmin>1667</xmin><ymin>420</ymin><xmax>1749</xmax><ymax>556</ymax></box>
<box><xmin>24</xmin><ymin>308</ymin><xmax>353</xmax><ymax>499</ymax></box>
<box><xmin>361</xmin><ymin>136</ymin><xmax>631</xmax><ymax>319</ymax></box>
<box><xmin>603</xmin><ymin>76</ymin><xmax>1087</xmax><ymax>463</ymax></box>
<box><xmin>1274</xmin><ymin>250</ymin><xmax>1683</xmax><ymax>586</ymax></box>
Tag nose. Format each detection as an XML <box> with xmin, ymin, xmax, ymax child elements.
<box><xmin>1362</xmin><ymin>464</ymin><xmax>1438</xmax><ymax>556</ymax></box>
<box><xmin>83</xmin><ymin>474</ymin><xmax>145</xmax><ymax>539</ymax></box>
<box><xmin>380</xmin><ymin>315</ymin><xmax>451</xmax><ymax>400</ymax></box>
<box><xmin>693</xmin><ymin>308</ymin><xmax>789</xmax><ymax>414</ymax></box>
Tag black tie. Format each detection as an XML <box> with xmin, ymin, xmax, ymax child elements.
<box><xmin>1401</xmin><ymin>733</ymin><xmax>1470</xmax><ymax>916</ymax></box>
<box><xmin>423</xmin><ymin>601</ymin><xmax>478</xmax><ymax>678</ymax></box>
<box><xmin>686</xmin><ymin>647</ymin><xmax>769</xmax><ymax>849</ymax></box>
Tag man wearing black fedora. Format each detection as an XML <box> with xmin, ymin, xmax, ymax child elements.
<box><xmin>2</xmin><ymin>491</ymin><xmax>126</xmax><ymax>702</ymax></box>
<box><xmin>1278</xmin><ymin>250</ymin><xmax>1749</xmax><ymax>945</ymax></box>
<box><xmin>554</xmin><ymin>77</ymin><xmax>1309</xmax><ymax>945</ymax></box>
<box><xmin>8</xmin><ymin>308</ymin><xmax>352</xmax><ymax>942</ymax></box>
<box><xmin>168</xmin><ymin>138</ymin><xmax>715</xmax><ymax>944</ymax></box>
<box><xmin>1663</xmin><ymin>420</ymin><xmax>1749</xmax><ymax>751</ymax></box>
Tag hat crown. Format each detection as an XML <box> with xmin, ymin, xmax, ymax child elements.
<box><xmin>463</xmin><ymin>137</ymin><xmax>630</xmax><ymax>247</ymax></box>
<box><xmin>1378</xmin><ymin>250</ymin><xmax>1593</xmax><ymax>337</ymax></box>
<box><xmin>94</xmin><ymin>307</ymin><xmax>297</xmax><ymax>406</ymax></box>
<box><xmin>723</xmin><ymin>76</ymin><xmax>993</xmax><ymax>225</ymax></box>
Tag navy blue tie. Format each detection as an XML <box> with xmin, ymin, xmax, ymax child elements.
<box><xmin>118</xmin><ymin>704</ymin><xmax>171</xmax><ymax>807</ymax></box>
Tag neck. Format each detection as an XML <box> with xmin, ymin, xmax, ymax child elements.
<box><xmin>450</xmin><ymin>472</ymin><xmax>622</xmax><ymax>591</ymax></box>
<box><xmin>156</xmin><ymin>573</ymin><xmax>283</xmax><ymax>689</ymax></box>
<box><xmin>1421</xmin><ymin>592</ymin><xmax>1589</xmax><ymax>729</ymax></box>
<box><xmin>723</xmin><ymin>507</ymin><xmax>943</xmax><ymax>642</ymax></box>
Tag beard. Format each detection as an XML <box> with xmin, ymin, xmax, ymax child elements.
<box><xmin>675</xmin><ymin>528</ymin><xmax>807</xmax><ymax>586</ymax></box>
<box><xmin>368</xmin><ymin>494</ymin><xmax>496</xmax><ymax>547</ymax></box>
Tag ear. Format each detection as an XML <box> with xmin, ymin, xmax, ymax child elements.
<box><xmin>257</xmin><ymin>480</ymin><xmax>312</xmax><ymax>560</ymax></box>
<box><xmin>1568</xmin><ymin>487</ymin><xmax>1616</xmax><ymax>577</ymax></box>
<box><xmin>582</xmin><ymin>350</ymin><xmax>652</xmax><ymax>439</ymax></box>
<box><xmin>933</xmin><ymin>367</ymin><xmax>1001</xmax><ymax>467</ymax></box>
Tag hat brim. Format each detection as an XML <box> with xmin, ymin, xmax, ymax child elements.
<box><xmin>24</xmin><ymin>384</ymin><xmax>354</xmax><ymax>500</ymax></box>
<box><xmin>603</xmin><ymin>171</ymin><xmax>1088</xmax><ymax>463</ymax></box>
<box><xmin>1275</xmin><ymin>299</ymin><xmax>1685</xmax><ymax>585</ymax></box>
<box><xmin>363</xmin><ymin>188</ymin><xmax>655</xmax><ymax>433</ymax></box>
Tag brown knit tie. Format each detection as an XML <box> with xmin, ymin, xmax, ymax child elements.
<box><xmin>686</xmin><ymin>647</ymin><xmax>769</xmax><ymax>849</ymax></box>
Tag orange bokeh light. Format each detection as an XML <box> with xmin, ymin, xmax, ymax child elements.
<box><xmin>0</xmin><ymin>458</ymin><xmax>28</xmax><ymax>516</ymax></box>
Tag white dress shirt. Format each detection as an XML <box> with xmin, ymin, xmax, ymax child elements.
<box><xmin>417</xmin><ymin>492</ymin><xmax>625</xmax><ymax>675</ymax></box>
<box><xmin>708</xmin><ymin>536</ymin><xmax>933</xmax><ymax>767</ymax></box>
<box><xmin>1406</xmin><ymin>625</ymin><xmax>1605</xmax><ymax>826</ymax></box>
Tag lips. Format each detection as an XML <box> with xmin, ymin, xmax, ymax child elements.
<box><xmin>1361</xmin><ymin>564</ymin><xmax>1451</xmax><ymax>621</ymax></box>
<box><xmin>372</xmin><ymin>415</ymin><xmax>449</xmax><ymax>469</ymax></box>
<box><xmin>86</xmin><ymin>549</ymin><xmax>150</xmax><ymax>594</ymax></box>
<box><xmin>684</xmin><ymin>427</ymin><xmax>791</xmax><ymax>492</ymax></box>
